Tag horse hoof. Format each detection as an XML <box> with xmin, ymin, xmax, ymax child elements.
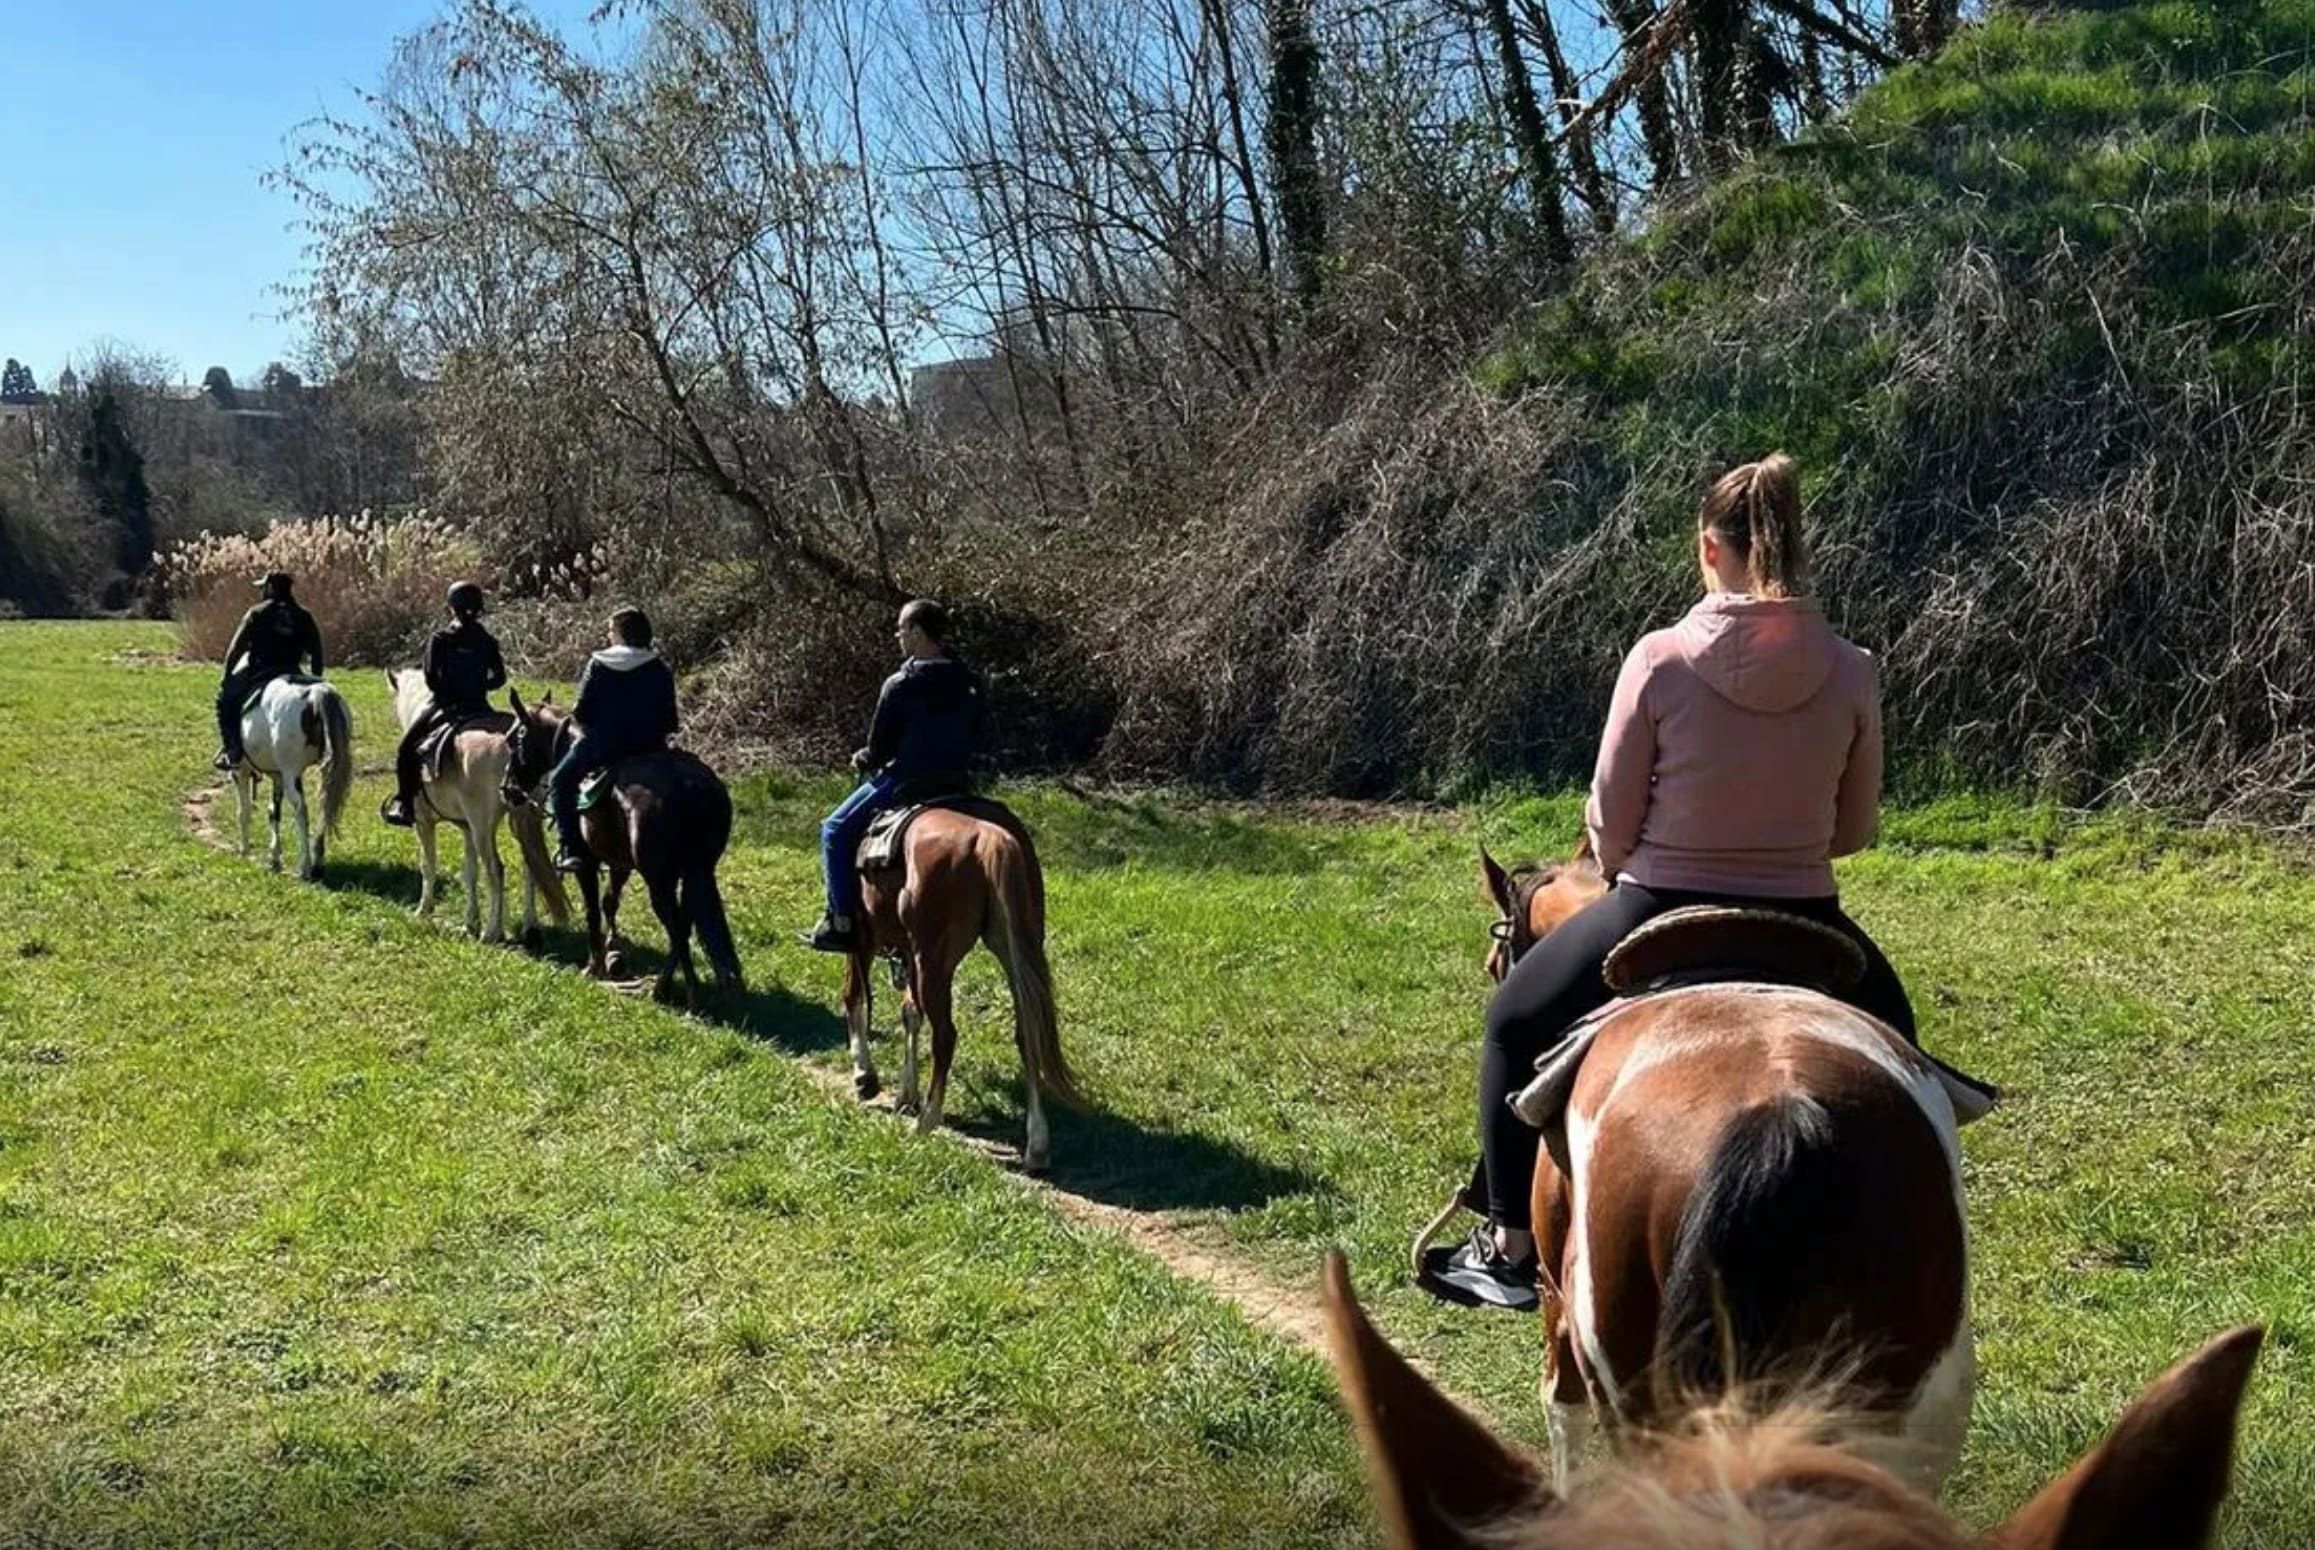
<box><xmin>604</xmin><ymin>952</ymin><xmax>629</xmax><ymax>978</ymax></box>
<box><xmin>1022</xmin><ymin>1153</ymin><xmax>1051</xmax><ymax>1177</ymax></box>
<box><xmin>854</xmin><ymin>1072</ymin><xmax>880</xmax><ymax>1102</ymax></box>
<box><xmin>520</xmin><ymin>928</ymin><xmax>542</xmax><ymax>951</ymax></box>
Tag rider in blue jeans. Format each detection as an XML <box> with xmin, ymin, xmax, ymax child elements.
<box><xmin>805</xmin><ymin>599</ymin><xmax>987</xmax><ymax>952</ymax></box>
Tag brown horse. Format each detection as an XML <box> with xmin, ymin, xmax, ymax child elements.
<box><xmin>1472</xmin><ymin>839</ymin><xmax>1990</xmax><ymax>1492</ymax></box>
<box><xmin>504</xmin><ymin>690</ymin><xmax>743</xmax><ymax>1005</ymax></box>
<box><xmin>1327</xmin><ymin>1252</ymin><xmax>2260</xmax><ymax>1550</ymax></box>
<box><xmin>842</xmin><ymin>801</ymin><xmax>1077</xmax><ymax>1172</ymax></box>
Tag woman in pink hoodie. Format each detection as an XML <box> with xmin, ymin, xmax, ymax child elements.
<box><xmin>1424</xmin><ymin>454</ymin><xmax>1918</xmax><ymax>1313</ymax></box>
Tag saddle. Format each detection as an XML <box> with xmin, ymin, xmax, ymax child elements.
<box><xmin>1510</xmin><ymin>907</ymin><xmax>1998</xmax><ymax>1155</ymax></box>
<box><xmin>418</xmin><ymin>711</ymin><xmax>512</xmax><ymax>781</ymax></box>
<box><xmin>576</xmin><ymin>748</ymin><xmax>709</xmax><ymax>812</ymax></box>
<box><xmin>856</xmin><ymin>794</ymin><xmax>1019</xmax><ymax>872</ymax></box>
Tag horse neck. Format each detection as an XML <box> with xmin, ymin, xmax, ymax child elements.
<box><xmin>392</xmin><ymin>676</ymin><xmax>429</xmax><ymax>731</ymax></box>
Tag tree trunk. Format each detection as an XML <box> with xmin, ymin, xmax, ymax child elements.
<box><xmin>1479</xmin><ymin>0</ymin><xmax>1572</xmax><ymax>265</ymax></box>
<box><xmin>1603</xmin><ymin>0</ymin><xmax>1684</xmax><ymax>188</ymax></box>
<box><xmin>1518</xmin><ymin>0</ymin><xmax>1616</xmax><ymax>232</ymax></box>
<box><xmin>1265</xmin><ymin>0</ymin><xmax>1329</xmax><ymax>305</ymax></box>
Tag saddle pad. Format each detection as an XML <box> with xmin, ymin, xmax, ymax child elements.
<box><xmin>419</xmin><ymin>711</ymin><xmax>512</xmax><ymax>781</ymax></box>
<box><xmin>1602</xmin><ymin>905</ymin><xmax>1866</xmax><ymax>996</ymax></box>
<box><xmin>1508</xmin><ymin>982</ymin><xmax>1999</xmax><ymax>1135</ymax></box>
<box><xmin>856</xmin><ymin>794</ymin><xmax>1018</xmax><ymax>872</ymax></box>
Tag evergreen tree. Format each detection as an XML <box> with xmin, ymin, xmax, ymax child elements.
<box><xmin>78</xmin><ymin>388</ymin><xmax>155</xmax><ymax>575</ymax></box>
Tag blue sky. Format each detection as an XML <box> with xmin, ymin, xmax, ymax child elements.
<box><xmin>0</xmin><ymin>1</ymin><xmax>588</xmax><ymax>390</ymax></box>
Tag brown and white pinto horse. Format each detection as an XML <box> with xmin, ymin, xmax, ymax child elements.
<box><xmin>843</xmin><ymin>802</ymin><xmax>1078</xmax><ymax>1172</ymax></box>
<box><xmin>1477</xmin><ymin>840</ymin><xmax>1986</xmax><ymax>1492</ymax></box>
<box><xmin>1328</xmin><ymin>1251</ymin><xmax>2261</xmax><ymax>1550</ymax></box>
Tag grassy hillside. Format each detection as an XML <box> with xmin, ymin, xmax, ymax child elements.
<box><xmin>1120</xmin><ymin>0</ymin><xmax>2315</xmax><ymax>808</ymax></box>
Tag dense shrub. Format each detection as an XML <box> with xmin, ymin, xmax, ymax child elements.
<box><xmin>158</xmin><ymin>512</ymin><xmax>486</xmax><ymax>667</ymax></box>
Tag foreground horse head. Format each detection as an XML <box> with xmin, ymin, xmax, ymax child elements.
<box><xmin>1327</xmin><ymin>1253</ymin><xmax>2260</xmax><ymax>1550</ymax></box>
<box><xmin>231</xmin><ymin>675</ymin><xmax>354</xmax><ymax>882</ymax></box>
<box><xmin>1479</xmin><ymin>838</ymin><xmax>1982</xmax><ymax>1491</ymax></box>
<box><xmin>1481</xmin><ymin>838</ymin><xmax>1604</xmax><ymax>981</ymax></box>
<box><xmin>383</xmin><ymin>669</ymin><xmax>568</xmax><ymax>944</ymax></box>
<box><xmin>505</xmin><ymin>688</ymin><xmax>742</xmax><ymax>1003</ymax></box>
<box><xmin>844</xmin><ymin>801</ymin><xmax>1077</xmax><ymax>1172</ymax></box>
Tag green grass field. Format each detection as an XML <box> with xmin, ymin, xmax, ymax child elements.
<box><xmin>2</xmin><ymin>622</ymin><xmax>2310</xmax><ymax>1545</ymax></box>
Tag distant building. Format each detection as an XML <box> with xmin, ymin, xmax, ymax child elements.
<box><xmin>909</xmin><ymin>353</ymin><xmax>1060</xmax><ymax>438</ymax></box>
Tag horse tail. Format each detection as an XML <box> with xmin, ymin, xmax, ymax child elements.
<box><xmin>1655</xmin><ymin>1092</ymin><xmax>1848</xmax><ymax>1405</ymax></box>
<box><xmin>316</xmin><ymin>686</ymin><xmax>355</xmax><ymax>839</ymax></box>
<box><xmin>687</xmin><ymin>863</ymin><xmax>743</xmax><ymax>990</ymax></box>
<box><xmin>982</xmin><ymin>824</ymin><xmax>1080</xmax><ymax>1109</ymax></box>
<box><xmin>511</xmin><ymin>803</ymin><xmax>572</xmax><ymax>925</ymax></box>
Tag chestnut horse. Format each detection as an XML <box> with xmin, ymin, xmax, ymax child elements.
<box><xmin>503</xmin><ymin>690</ymin><xmax>743</xmax><ymax>1005</ymax></box>
<box><xmin>1471</xmin><ymin>839</ymin><xmax>1991</xmax><ymax>1492</ymax></box>
<box><xmin>1327</xmin><ymin>1252</ymin><xmax>2260</xmax><ymax>1550</ymax></box>
<box><xmin>842</xmin><ymin>802</ymin><xmax>1077</xmax><ymax>1172</ymax></box>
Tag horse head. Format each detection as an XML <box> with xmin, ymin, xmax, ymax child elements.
<box><xmin>1325</xmin><ymin>1251</ymin><xmax>2259</xmax><ymax>1550</ymax></box>
<box><xmin>501</xmin><ymin>687</ymin><xmax>564</xmax><ymax>806</ymax></box>
<box><xmin>1480</xmin><ymin>835</ymin><xmax>1605</xmax><ymax>982</ymax></box>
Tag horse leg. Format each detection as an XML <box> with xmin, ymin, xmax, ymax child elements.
<box><xmin>266</xmin><ymin>778</ymin><xmax>284</xmax><ymax>873</ymax></box>
<box><xmin>843</xmin><ymin>949</ymin><xmax>879</xmax><ymax>1101</ymax></box>
<box><xmin>644</xmin><ymin>867</ymin><xmax>690</xmax><ymax>1006</ymax></box>
<box><xmin>459</xmin><ymin>823</ymin><xmax>482</xmax><ymax>938</ymax></box>
<box><xmin>415</xmin><ymin>814</ymin><xmax>440</xmax><ymax>919</ymax></box>
<box><xmin>899</xmin><ymin>983</ymin><xmax>923</xmax><ymax>1115</ymax></box>
<box><xmin>234</xmin><ymin>771</ymin><xmax>253</xmax><ymax>857</ymax></box>
<box><xmin>576</xmin><ymin>863</ymin><xmax>608</xmax><ymax>977</ymax></box>
<box><xmin>287</xmin><ymin>774</ymin><xmax>315</xmax><ymax>880</ymax></box>
<box><xmin>479</xmin><ymin>811</ymin><xmax>508</xmax><ymax>945</ymax></box>
<box><xmin>916</xmin><ymin>958</ymin><xmax>961</xmax><ymax>1139</ymax></box>
<box><xmin>602</xmin><ymin>867</ymin><xmax>631</xmax><ymax>978</ymax></box>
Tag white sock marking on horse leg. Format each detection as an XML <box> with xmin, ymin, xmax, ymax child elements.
<box><xmin>847</xmin><ymin>996</ymin><xmax>877</xmax><ymax>1091</ymax></box>
<box><xmin>289</xmin><ymin>777</ymin><xmax>313</xmax><ymax>878</ymax></box>
<box><xmin>234</xmin><ymin>774</ymin><xmax>253</xmax><ymax>856</ymax></box>
<box><xmin>1563</xmin><ymin>1104</ymin><xmax>1624</xmax><ymax>1419</ymax></box>
<box><xmin>415</xmin><ymin>820</ymin><xmax>439</xmax><ymax>917</ymax></box>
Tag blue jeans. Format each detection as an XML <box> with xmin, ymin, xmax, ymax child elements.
<box><xmin>822</xmin><ymin>771</ymin><xmax>899</xmax><ymax>921</ymax></box>
<box><xmin>550</xmin><ymin>732</ymin><xmax>617</xmax><ymax>853</ymax></box>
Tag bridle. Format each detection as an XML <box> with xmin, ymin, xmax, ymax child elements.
<box><xmin>502</xmin><ymin>712</ymin><xmax>571</xmax><ymax>809</ymax></box>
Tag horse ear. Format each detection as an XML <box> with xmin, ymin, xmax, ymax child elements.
<box><xmin>1480</xmin><ymin>849</ymin><xmax>1515</xmax><ymax>914</ymax></box>
<box><xmin>509</xmin><ymin>686</ymin><xmax>527</xmax><ymax>716</ymax></box>
<box><xmin>1980</xmin><ymin>1326</ymin><xmax>2261</xmax><ymax>1550</ymax></box>
<box><xmin>1324</xmin><ymin>1252</ymin><xmax>1545</xmax><ymax>1550</ymax></box>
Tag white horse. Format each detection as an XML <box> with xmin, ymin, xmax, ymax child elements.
<box><xmin>232</xmin><ymin>675</ymin><xmax>356</xmax><ymax>881</ymax></box>
<box><xmin>385</xmin><ymin>669</ymin><xmax>568</xmax><ymax>944</ymax></box>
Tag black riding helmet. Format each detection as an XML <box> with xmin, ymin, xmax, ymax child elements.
<box><xmin>446</xmin><ymin>580</ymin><xmax>486</xmax><ymax>618</ymax></box>
<box><xmin>258</xmin><ymin>570</ymin><xmax>294</xmax><ymax>598</ymax></box>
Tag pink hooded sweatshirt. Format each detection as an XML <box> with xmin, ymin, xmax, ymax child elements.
<box><xmin>1584</xmin><ymin>593</ymin><xmax>1882</xmax><ymax>899</ymax></box>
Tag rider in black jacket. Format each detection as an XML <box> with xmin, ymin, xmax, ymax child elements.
<box><xmin>214</xmin><ymin>571</ymin><xmax>325</xmax><ymax>769</ymax></box>
<box><xmin>805</xmin><ymin>599</ymin><xmax>987</xmax><ymax>952</ymax></box>
<box><xmin>383</xmin><ymin>581</ymin><xmax>508</xmax><ymax>827</ymax></box>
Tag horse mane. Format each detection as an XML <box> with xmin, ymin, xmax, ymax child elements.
<box><xmin>1487</xmin><ymin>1398</ymin><xmax>1962</xmax><ymax>1550</ymax></box>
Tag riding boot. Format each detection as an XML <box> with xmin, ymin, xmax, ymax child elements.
<box><xmin>380</xmin><ymin>794</ymin><xmax>416</xmax><ymax>828</ymax></box>
<box><xmin>804</xmin><ymin>912</ymin><xmax>856</xmax><ymax>953</ymax></box>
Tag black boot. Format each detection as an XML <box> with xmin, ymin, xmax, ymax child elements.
<box><xmin>380</xmin><ymin>794</ymin><xmax>416</xmax><ymax>828</ymax></box>
<box><xmin>804</xmin><ymin>912</ymin><xmax>856</xmax><ymax>953</ymax></box>
<box><xmin>213</xmin><ymin>747</ymin><xmax>240</xmax><ymax>772</ymax></box>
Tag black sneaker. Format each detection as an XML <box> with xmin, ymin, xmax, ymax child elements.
<box><xmin>554</xmin><ymin>847</ymin><xmax>590</xmax><ymax>874</ymax></box>
<box><xmin>803</xmin><ymin>913</ymin><xmax>856</xmax><ymax>953</ymax></box>
<box><xmin>380</xmin><ymin>796</ymin><xmax>415</xmax><ymax>828</ymax></box>
<box><xmin>1418</xmin><ymin>1227</ymin><xmax>1539</xmax><ymax>1312</ymax></box>
<box><xmin>213</xmin><ymin>749</ymin><xmax>239</xmax><ymax>772</ymax></box>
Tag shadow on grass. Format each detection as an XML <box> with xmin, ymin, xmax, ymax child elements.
<box><xmin>950</xmin><ymin>1100</ymin><xmax>1320</xmax><ymax>1214</ymax></box>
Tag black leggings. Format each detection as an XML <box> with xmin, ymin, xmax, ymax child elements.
<box><xmin>1471</xmin><ymin>881</ymin><xmax>1917</xmax><ymax>1231</ymax></box>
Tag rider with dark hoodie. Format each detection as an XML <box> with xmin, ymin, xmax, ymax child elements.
<box><xmin>214</xmin><ymin>571</ymin><xmax>325</xmax><ymax>770</ymax></box>
<box><xmin>806</xmin><ymin>599</ymin><xmax>987</xmax><ymax>952</ymax></box>
<box><xmin>383</xmin><ymin>581</ymin><xmax>508</xmax><ymax>827</ymax></box>
<box><xmin>549</xmin><ymin>607</ymin><xmax>680</xmax><ymax>871</ymax></box>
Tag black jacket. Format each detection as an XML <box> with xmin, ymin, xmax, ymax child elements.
<box><xmin>223</xmin><ymin>599</ymin><xmax>324</xmax><ymax>679</ymax></box>
<box><xmin>863</xmin><ymin>654</ymin><xmax>985</xmax><ymax>785</ymax></box>
<box><xmin>573</xmin><ymin>646</ymin><xmax>679</xmax><ymax>753</ymax></box>
<box><xmin>422</xmin><ymin>620</ymin><xmax>508</xmax><ymax>713</ymax></box>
